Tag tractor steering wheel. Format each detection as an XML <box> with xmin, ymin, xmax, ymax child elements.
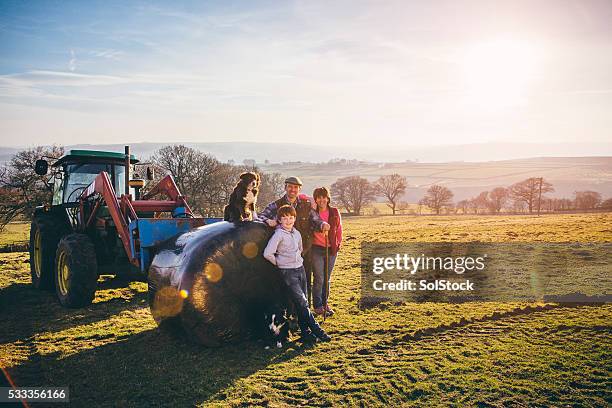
<box><xmin>66</xmin><ymin>186</ymin><xmax>87</xmax><ymax>203</ymax></box>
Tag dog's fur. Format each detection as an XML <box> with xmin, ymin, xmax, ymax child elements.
<box><xmin>224</xmin><ymin>172</ymin><xmax>261</xmax><ymax>222</ymax></box>
<box><xmin>260</xmin><ymin>304</ymin><xmax>290</xmax><ymax>349</ymax></box>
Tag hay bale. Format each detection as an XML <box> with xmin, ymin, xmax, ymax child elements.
<box><xmin>148</xmin><ymin>221</ymin><xmax>289</xmax><ymax>346</ymax></box>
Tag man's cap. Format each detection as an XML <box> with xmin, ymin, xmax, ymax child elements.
<box><xmin>284</xmin><ymin>176</ymin><xmax>303</xmax><ymax>186</ymax></box>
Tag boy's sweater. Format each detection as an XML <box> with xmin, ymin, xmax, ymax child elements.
<box><xmin>263</xmin><ymin>226</ymin><xmax>303</xmax><ymax>269</ymax></box>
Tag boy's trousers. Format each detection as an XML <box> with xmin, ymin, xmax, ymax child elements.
<box><xmin>278</xmin><ymin>265</ymin><xmax>324</xmax><ymax>335</ymax></box>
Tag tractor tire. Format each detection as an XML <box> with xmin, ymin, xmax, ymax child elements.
<box><xmin>55</xmin><ymin>233</ymin><xmax>98</xmax><ymax>308</ymax></box>
<box><xmin>29</xmin><ymin>213</ymin><xmax>66</xmax><ymax>290</ymax></box>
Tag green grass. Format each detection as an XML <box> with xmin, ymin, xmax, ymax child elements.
<box><xmin>0</xmin><ymin>221</ymin><xmax>29</xmax><ymax>246</ymax></box>
<box><xmin>0</xmin><ymin>213</ymin><xmax>610</xmax><ymax>407</ymax></box>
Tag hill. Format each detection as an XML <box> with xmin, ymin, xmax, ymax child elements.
<box><xmin>262</xmin><ymin>156</ymin><xmax>612</xmax><ymax>202</ymax></box>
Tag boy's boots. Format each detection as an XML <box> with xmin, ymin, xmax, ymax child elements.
<box><xmin>298</xmin><ymin>308</ymin><xmax>332</xmax><ymax>342</ymax></box>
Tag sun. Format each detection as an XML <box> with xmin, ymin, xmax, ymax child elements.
<box><xmin>460</xmin><ymin>37</ymin><xmax>539</xmax><ymax>111</ymax></box>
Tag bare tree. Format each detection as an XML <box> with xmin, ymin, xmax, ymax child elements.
<box><xmin>488</xmin><ymin>187</ymin><xmax>508</xmax><ymax>214</ymax></box>
<box><xmin>374</xmin><ymin>173</ymin><xmax>407</xmax><ymax>215</ymax></box>
<box><xmin>417</xmin><ymin>198</ymin><xmax>425</xmax><ymax>215</ymax></box>
<box><xmin>456</xmin><ymin>199</ymin><xmax>469</xmax><ymax>214</ymax></box>
<box><xmin>257</xmin><ymin>171</ymin><xmax>285</xmax><ymax>210</ymax></box>
<box><xmin>574</xmin><ymin>191</ymin><xmax>602</xmax><ymax>211</ymax></box>
<box><xmin>511</xmin><ymin>200</ymin><xmax>527</xmax><ymax>213</ymax></box>
<box><xmin>398</xmin><ymin>201</ymin><xmax>410</xmax><ymax>215</ymax></box>
<box><xmin>467</xmin><ymin>198</ymin><xmax>479</xmax><ymax>214</ymax></box>
<box><xmin>473</xmin><ymin>191</ymin><xmax>489</xmax><ymax>214</ymax></box>
<box><xmin>151</xmin><ymin>145</ymin><xmax>225</xmax><ymax>216</ymax></box>
<box><xmin>331</xmin><ymin>176</ymin><xmax>376</xmax><ymax>215</ymax></box>
<box><xmin>509</xmin><ymin>177</ymin><xmax>554</xmax><ymax>214</ymax></box>
<box><xmin>600</xmin><ymin>198</ymin><xmax>612</xmax><ymax>211</ymax></box>
<box><xmin>202</xmin><ymin>163</ymin><xmax>243</xmax><ymax>217</ymax></box>
<box><xmin>0</xmin><ymin>145</ymin><xmax>64</xmax><ymax>229</ymax></box>
<box><xmin>421</xmin><ymin>185</ymin><xmax>453</xmax><ymax>215</ymax></box>
<box><xmin>541</xmin><ymin>197</ymin><xmax>554</xmax><ymax>212</ymax></box>
<box><xmin>556</xmin><ymin>198</ymin><xmax>574</xmax><ymax>211</ymax></box>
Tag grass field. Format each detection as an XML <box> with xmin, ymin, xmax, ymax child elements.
<box><xmin>0</xmin><ymin>213</ymin><xmax>610</xmax><ymax>407</ymax></box>
<box><xmin>0</xmin><ymin>221</ymin><xmax>29</xmax><ymax>247</ymax></box>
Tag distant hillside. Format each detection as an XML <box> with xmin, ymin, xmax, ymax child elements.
<box><xmin>1</xmin><ymin>141</ymin><xmax>610</xmax><ymax>164</ymax></box>
<box><xmin>261</xmin><ymin>156</ymin><xmax>612</xmax><ymax>202</ymax></box>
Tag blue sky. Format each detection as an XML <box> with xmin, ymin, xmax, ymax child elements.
<box><xmin>1</xmin><ymin>0</ymin><xmax>611</xmax><ymax>147</ymax></box>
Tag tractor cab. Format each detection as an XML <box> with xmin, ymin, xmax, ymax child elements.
<box><xmin>35</xmin><ymin>150</ymin><xmax>142</xmax><ymax>205</ymax></box>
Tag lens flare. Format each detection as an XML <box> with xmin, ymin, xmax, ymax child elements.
<box><xmin>242</xmin><ymin>241</ymin><xmax>259</xmax><ymax>259</ymax></box>
<box><xmin>153</xmin><ymin>286</ymin><xmax>184</xmax><ymax>318</ymax></box>
<box><xmin>204</xmin><ymin>262</ymin><xmax>223</xmax><ymax>283</ymax></box>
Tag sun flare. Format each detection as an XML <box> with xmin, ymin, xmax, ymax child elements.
<box><xmin>460</xmin><ymin>37</ymin><xmax>540</xmax><ymax>111</ymax></box>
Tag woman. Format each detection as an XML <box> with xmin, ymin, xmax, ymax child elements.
<box><xmin>310</xmin><ymin>186</ymin><xmax>342</xmax><ymax>316</ymax></box>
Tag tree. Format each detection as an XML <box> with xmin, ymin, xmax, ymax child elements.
<box><xmin>0</xmin><ymin>145</ymin><xmax>64</xmax><ymax>229</ymax></box>
<box><xmin>600</xmin><ymin>198</ymin><xmax>612</xmax><ymax>211</ymax></box>
<box><xmin>473</xmin><ymin>191</ymin><xmax>489</xmax><ymax>214</ymax></box>
<box><xmin>555</xmin><ymin>198</ymin><xmax>574</xmax><ymax>211</ymax></box>
<box><xmin>374</xmin><ymin>174</ymin><xmax>407</xmax><ymax>215</ymax></box>
<box><xmin>509</xmin><ymin>177</ymin><xmax>554</xmax><ymax>214</ymax></box>
<box><xmin>151</xmin><ymin>145</ymin><xmax>225</xmax><ymax>216</ymax></box>
<box><xmin>417</xmin><ymin>198</ymin><xmax>425</xmax><ymax>215</ymax></box>
<box><xmin>574</xmin><ymin>191</ymin><xmax>602</xmax><ymax>211</ymax></box>
<box><xmin>331</xmin><ymin>176</ymin><xmax>376</xmax><ymax>215</ymax></box>
<box><xmin>398</xmin><ymin>201</ymin><xmax>410</xmax><ymax>215</ymax></box>
<box><xmin>421</xmin><ymin>185</ymin><xmax>453</xmax><ymax>215</ymax></box>
<box><xmin>488</xmin><ymin>187</ymin><xmax>509</xmax><ymax>214</ymax></box>
<box><xmin>201</xmin><ymin>163</ymin><xmax>242</xmax><ymax>217</ymax></box>
<box><xmin>456</xmin><ymin>199</ymin><xmax>469</xmax><ymax>214</ymax></box>
<box><xmin>257</xmin><ymin>171</ymin><xmax>285</xmax><ymax>210</ymax></box>
<box><xmin>511</xmin><ymin>200</ymin><xmax>527</xmax><ymax>213</ymax></box>
<box><xmin>467</xmin><ymin>198</ymin><xmax>479</xmax><ymax>214</ymax></box>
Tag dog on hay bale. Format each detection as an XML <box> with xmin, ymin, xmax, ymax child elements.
<box><xmin>224</xmin><ymin>172</ymin><xmax>261</xmax><ymax>222</ymax></box>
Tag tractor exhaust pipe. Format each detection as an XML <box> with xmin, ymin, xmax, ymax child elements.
<box><xmin>124</xmin><ymin>145</ymin><xmax>130</xmax><ymax>196</ymax></box>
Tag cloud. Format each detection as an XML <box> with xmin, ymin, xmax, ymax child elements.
<box><xmin>0</xmin><ymin>70</ymin><xmax>127</xmax><ymax>87</ymax></box>
<box><xmin>69</xmin><ymin>49</ymin><xmax>77</xmax><ymax>72</ymax></box>
<box><xmin>89</xmin><ymin>49</ymin><xmax>124</xmax><ymax>60</ymax></box>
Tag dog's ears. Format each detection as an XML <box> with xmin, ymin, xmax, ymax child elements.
<box><xmin>239</xmin><ymin>171</ymin><xmax>258</xmax><ymax>181</ymax></box>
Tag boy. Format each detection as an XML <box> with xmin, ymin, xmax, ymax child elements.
<box><xmin>263</xmin><ymin>205</ymin><xmax>331</xmax><ymax>343</ymax></box>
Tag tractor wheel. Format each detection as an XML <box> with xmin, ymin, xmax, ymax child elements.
<box><xmin>55</xmin><ymin>233</ymin><xmax>98</xmax><ymax>308</ymax></box>
<box><xmin>29</xmin><ymin>214</ymin><xmax>65</xmax><ymax>290</ymax></box>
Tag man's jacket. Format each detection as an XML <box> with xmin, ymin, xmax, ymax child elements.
<box><xmin>258</xmin><ymin>194</ymin><xmax>324</xmax><ymax>253</ymax></box>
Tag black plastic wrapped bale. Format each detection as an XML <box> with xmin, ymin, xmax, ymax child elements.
<box><xmin>148</xmin><ymin>221</ymin><xmax>288</xmax><ymax>346</ymax></box>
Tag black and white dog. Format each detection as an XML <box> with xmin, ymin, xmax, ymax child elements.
<box><xmin>223</xmin><ymin>172</ymin><xmax>260</xmax><ymax>222</ymax></box>
<box><xmin>260</xmin><ymin>305</ymin><xmax>290</xmax><ymax>349</ymax></box>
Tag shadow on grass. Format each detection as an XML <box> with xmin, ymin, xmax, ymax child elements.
<box><xmin>10</xmin><ymin>326</ymin><xmax>308</xmax><ymax>407</ymax></box>
<box><xmin>1</xmin><ymin>276</ymin><xmax>310</xmax><ymax>406</ymax></box>
<box><xmin>0</xmin><ymin>277</ymin><xmax>148</xmax><ymax>344</ymax></box>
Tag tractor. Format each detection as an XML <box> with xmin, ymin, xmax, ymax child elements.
<box><xmin>30</xmin><ymin>146</ymin><xmax>220</xmax><ymax>307</ymax></box>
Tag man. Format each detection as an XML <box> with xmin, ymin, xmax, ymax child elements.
<box><xmin>258</xmin><ymin>176</ymin><xmax>330</xmax><ymax>305</ymax></box>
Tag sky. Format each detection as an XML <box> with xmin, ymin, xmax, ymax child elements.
<box><xmin>0</xmin><ymin>0</ymin><xmax>611</xmax><ymax>148</ymax></box>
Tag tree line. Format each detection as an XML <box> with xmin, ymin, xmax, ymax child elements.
<box><xmin>330</xmin><ymin>174</ymin><xmax>611</xmax><ymax>216</ymax></box>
